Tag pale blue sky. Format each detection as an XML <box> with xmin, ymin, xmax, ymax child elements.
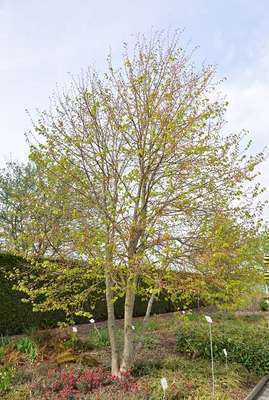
<box><xmin>1</xmin><ymin>0</ymin><xmax>269</xmax><ymax>216</ymax></box>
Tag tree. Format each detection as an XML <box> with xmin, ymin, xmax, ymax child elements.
<box><xmin>0</xmin><ymin>161</ymin><xmax>36</xmax><ymax>253</ymax></box>
<box><xmin>17</xmin><ymin>32</ymin><xmax>265</xmax><ymax>375</ymax></box>
<box><xmin>0</xmin><ymin>161</ymin><xmax>75</xmax><ymax>257</ymax></box>
<box><xmin>184</xmin><ymin>212</ymin><xmax>266</xmax><ymax>310</ymax></box>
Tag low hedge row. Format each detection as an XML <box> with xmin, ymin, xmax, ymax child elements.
<box><xmin>0</xmin><ymin>253</ymin><xmax>176</xmax><ymax>335</ymax></box>
<box><xmin>176</xmin><ymin>319</ymin><xmax>269</xmax><ymax>375</ymax></box>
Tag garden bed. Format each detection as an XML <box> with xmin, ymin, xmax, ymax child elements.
<box><xmin>0</xmin><ymin>312</ymin><xmax>265</xmax><ymax>399</ymax></box>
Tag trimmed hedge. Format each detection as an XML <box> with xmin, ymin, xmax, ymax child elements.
<box><xmin>0</xmin><ymin>253</ymin><xmax>66</xmax><ymax>335</ymax></box>
<box><xmin>0</xmin><ymin>253</ymin><xmax>175</xmax><ymax>335</ymax></box>
<box><xmin>176</xmin><ymin>318</ymin><xmax>269</xmax><ymax>375</ymax></box>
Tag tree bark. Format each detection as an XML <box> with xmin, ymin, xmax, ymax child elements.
<box><xmin>144</xmin><ymin>293</ymin><xmax>155</xmax><ymax>322</ymax></box>
<box><xmin>105</xmin><ymin>273</ymin><xmax>120</xmax><ymax>376</ymax></box>
<box><xmin>134</xmin><ymin>293</ymin><xmax>156</xmax><ymax>356</ymax></box>
<box><xmin>120</xmin><ymin>275</ymin><xmax>138</xmax><ymax>372</ymax></box>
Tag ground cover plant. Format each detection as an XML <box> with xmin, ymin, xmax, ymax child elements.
<box><xmin>0</xmin><ymin>312</ymin><xmax>264</xmax><ymax>399</ymax></box>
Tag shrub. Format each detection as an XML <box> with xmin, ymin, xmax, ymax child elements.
<box><xmin>259</xmin><ymin>299</ymin><xmax>269</xmax><ymax>311</ymax></box>
<box><xmin>176</xmin><ymin>319</ymin><xmax>269</xmax><ymax>375</ymax></box>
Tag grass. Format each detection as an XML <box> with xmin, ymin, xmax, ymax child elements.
<box><xmin>0</xmin><ymin>312</ymin><xmax>264</xmax><ymax>399</ymax></box>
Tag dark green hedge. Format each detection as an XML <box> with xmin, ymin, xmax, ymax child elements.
<box><xmin>0</xmin><ymin>253</ymin><xmax>175</xmax><ymax>335</ymax></box>
<box><xmin>0</xmin><ymin>253</ymin><xmax>66</xmax><ymax>335</ymax></box>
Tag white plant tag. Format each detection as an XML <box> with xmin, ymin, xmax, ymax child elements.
<box><xmin>160</xmin><ymin>377</ymin><xmax>168</xmax><ymax>391</ymax></box>
<box><xmin>205</xmin><ymin>315</ymin><xmax>213</xmax><ymax>324</ymax></box>
<box><xmin>223</xmin><ymin>348</ymin><xmax>227</xmax><ymax>357</ymax></box>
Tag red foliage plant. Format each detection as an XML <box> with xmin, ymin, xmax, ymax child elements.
<box><xmin>36</xmin><ymin>367</ymin><xmax>141</xmax><ymax>399</ymax></box>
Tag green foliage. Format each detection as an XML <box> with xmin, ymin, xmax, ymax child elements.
<box><xmin>0</xmin><ymin>162</ymin><xmax>36</xmax><ymax>254</ymax></box>
<box><xmin>176</xmin><ymin>318</ymin><xmax>269</xmax><ymax>375</ymax></box>
<box><xmin>88</xmin><ymin>327</ymin><xmax>110</xmax><ymax>348</ymax></box>
<box><xmin>64</xmin><ymin>334</ymin><xmax>94</xmax><ymax>352</ymax></box>
<box><xmin>0</xmin><ymin>366</ymin><xmax>15</xmax><ymax>393</ymax></box>
<box><xmin>259</xmin><ymin>299</ymin><xmax>269</xmax><ymax>311</ymax></box>
<box><xmin>144</xmin><ymin>320</ymin><xmax>161</xmax><ymax>331</ymax></box>
<box><xmin>0</xmin><ymin>253</ymin><xmax>66</xmax><ymax>335</ymax></box>
<box><xmin>16</xmin><ymin>337</ymin><xmax>38</xmax><ymax>363</ymax></box>
<box><xmin>132</xmin><ymin>355</ymin><xmax>256</xmax><ymax>400</ymax></box>
<box><xmin>0</xmin><ymin>252</ymin><xmax>175</xmax><ymax>335</ymax></box>
<box><xmin>140</xmin><ymin>334</ymin><xmax>160</xmax><ymax>349</ymax></box>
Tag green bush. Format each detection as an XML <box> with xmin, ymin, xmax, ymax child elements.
<box><xmin>259</xmin><ymin>299</ymin><xmax>269</xmax><ymax>311</ymax></box>
<box><xmin>176</xmin><ymin>319</ymin><xmax>269</xmax><ymax>375</ymax></box>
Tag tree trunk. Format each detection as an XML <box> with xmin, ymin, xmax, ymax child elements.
<box><xmin>105</xmin><ymin>273</ymin><xmax>120</xmax><ymax>376</ymax></box>
<box><xmin>120</xmin><ymin>275</ymin><xmax>138</xmax><ymax>372</ymax></box>
<box><xmin>144</xmin><ymin>293</ymin><xmax>155</xmax><ymax>322</ymax></box>
<box><xmin>134</xmin><ymin>293</ymin><xmax>156</xmax><ymax>356</ymax></box>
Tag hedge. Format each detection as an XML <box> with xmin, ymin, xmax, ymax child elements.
<box><xmin>0</xmin><ymin>253</ymin><xmax>67</xmax><ymax>335</ymax></box>
<box><xmin>0</xmin><ymin>253</ymin><xmax>175</xmax><ymax>335</ymax></box>
<box><xmin>176</xmin><ymin>318</ymin><xmax>269</xmax><ymax>375</ymax></box>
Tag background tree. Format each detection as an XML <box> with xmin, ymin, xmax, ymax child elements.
<box><xmin>0</xmin><ymin>161</ymin><xmax>75</xmax><ymax>257</ymax></box>
<box><xmin>166</xmin><ymin>211</ymin><xmax>266</xmax><ymax>311</ymax></box>
<box><xmin>11</xmin><ymin>32</ymin><xmax>265</xmax><ymax>375</ymax></box>
<box><xmin>0</xmin><ymin>161</ymin><xmax>36</xmax><ymax>253</ymax></box>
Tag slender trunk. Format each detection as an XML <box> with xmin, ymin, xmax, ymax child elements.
<box><xmin>144</xmin><ymin>293</ymin><xmax>155</xmax><ymax>322</ymax></box>
<box><xmin>134</xmin><ymin>293</ymin><xmax>156</xmax><ymax>356</ymax></box>
<box><xmin>120</xmin><ymin>275</ymin><xmax>138</xmax><ymax>372</ymax></box>
<box><xmin>105</xmin><ymin>273</ymin><xmax>120</xmax><ymax>376</ymax></box>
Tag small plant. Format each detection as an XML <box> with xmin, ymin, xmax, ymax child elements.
<box><xmin>145</xmin><ymin>320</ymin><xmax>160</xmax><ymax>331</ymax></box>
<box><xmin>88</xmin><ymin>327</ymin><xmax>110</xmax><ymax>348</ymax></box>
<box><xmin>16</xmin><ymin>337</ymin><xmax>38</xmax><ymax>363</ymax></box>
<box><xmin>0</xmin><ymin>366</ymin><xmax>15</xmax><ymax>393</ymax></box>
<box><xmin>32</xmin><ymin>367</ymin><xmax>112</xmax><ymax>398</ymax></box>
<box><xmin>64</xmin><ymin>334</ymin><xmax>94</xmax><ymax>352</ymax></box>
<box><xmin>141</xmin><ymin>334</ymin><xmax>160</xmax><ymax>349</ymax></box>
<box><xmin>132</xmin><ymin>359</ymin><xmax>163</xmax><ymax>377</ymax></box>
<box><xmin>259</xmin><ymin>299</ymin><xmax>269</xmax><ymax>311</ymax></box>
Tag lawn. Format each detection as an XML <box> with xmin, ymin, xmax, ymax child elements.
<box><xmin>0</xmin><ymin>312</ymin><xmax>266</xmax><ymax>399</ymax></box>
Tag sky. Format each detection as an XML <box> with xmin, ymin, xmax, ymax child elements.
<box><xmin>1</xmin><ymin>0</ymin><xmax>269</xmax><ymax>217</ymax></box>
